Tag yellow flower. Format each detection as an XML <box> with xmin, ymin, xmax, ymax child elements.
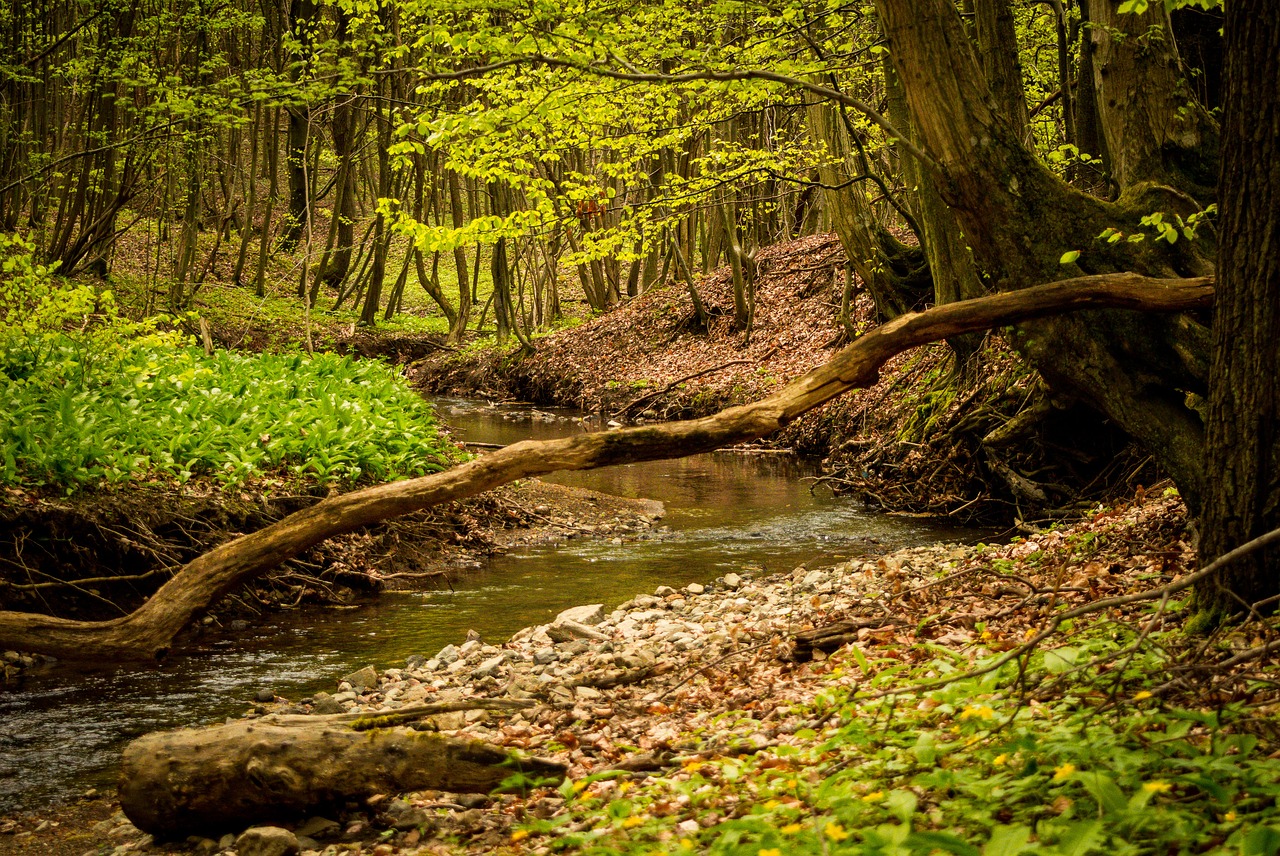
<box><xmin>993</xmin><ymin>753</ymin><xmax>1009</xmax><ymax>766</ymax></box>
<box><xmin>861</xmin><ymin>791</ymin><xmax>885</xmax><ymax>802</ymax></box>
<box><xmin>1143</xmin><ymin>780</ymin><xmax>1172</xmax><ymax>793</ymax></box>
<box><xmin>781</xmin><ymin>824</ymin><xmax>803</xmax><ymax>835</ymax></box>
<box><xmin>621</xmin><ymin>815</ymin><xmax>646</xmax><ymax>828</ymax></box>
<box><xmin>824</xmin><ymin>822</ymin><xmax>850</xmax><ymax>841</ymax></box>
<box><xmin>1052</xmin><ymin>763</ymin><xmax>1076</xmax><ymax>781</ymax></box>
<box><xmin>680</xmin><ymin>838</ymin><xmax>695</xmax><ymax>850</ymax></box>
<box><xmin>571</xmin><ymin>780</ymin><xmax>589</xmax><ymax>793</ymax></box>
<box><xmin>1133</xmin><ymin>691</ymin><xmax>1153</xmax><ymax>701</ymax></box>
<box><xmin>759</xmin><ymin>849</ymin><xmax>783</xmax><ymax>856</ymax></box>
<box><xmin>510</xmin><ymin>829</ymin><xmax>530</xmax><ymax>843</ymax></box>
<box><xmin>1224</xmin><ymin>811</ymin><xmax>1238</xmax><ymax>822</ymax></box>
<box><xmin>764</xmin><ymin>800</ymin><xmax>780</xmax><ymax>809</ymax></box>
<box><xmin>960</xmin><ymin>704</ymin><xmax>995</xmax><ymax>721</ymax></box>
<box><xmin>684</xmin><ymin>760</ymin><xmax>704</xmax><ymax>774</ymax></box>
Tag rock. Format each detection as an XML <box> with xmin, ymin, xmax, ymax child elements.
<box><xmin>234</xmin><ymin>827</ymin><xmax>299</xmax><ymax>856</ymax></box>
<box><xmin>686</xmin><ymin>583</ymin><xmax>705</xmax><ymax>595</ymax></box>
<box><xmin>556</xmin><ymin>603</ymin><xmax>605</xmax><ymax>625</ymax></box>
<box><xmin>218</xmin><ymin>833</ymin><xmax>236</xmax><ymax>850</ymax></box>
<box><xmin>802</xmin><ymin>569</ymin><xmax>825</xmax><ymax>588</ymax></box>
<box><xmin>472</xmin><ymin>654</ymin><xmax>506</xmax><ymax>678</ymax></box>
<box><xmin>255</xmin><ymin>689</ymin><xmax>275</xmax><ymax>703</ymax></box>
<box><xmin>309</xmin><ymin>692</ymin><xmax>345</xmax><ymax>715</ymax></box>
<box><xmin>547</xmin><ymin>619</ymin><xmax>610</xmax><ymax>643</ymax></box>
<box><xmin>383</xmin><ymin>800</ymin><xmax>432</xmax><ymax>831</ymax></box>
<box><xmin>723</xmin><ymin>573</ymin><xmax>743</xmax><ymax>589</ymax></box>
<box><xmin>654</xmin><ymin>586</ymin><xmax>676</xmax><ymax>597</ymax></box>
<box><xmin>466</xmin><ymin>629</ymin><xmax>482</xmax><ymax>642</ymax></box>
<box><xmin>294</xmin><ymin>817</ymin><xmax>340</xmax><ymax>840</ymax></box>
<box><xmin>436</xmin><ymin>644</ymin><xmax>461</xmax><ymax>665</ymax></box>
<box><xmin>342</xmin><ymin>665</ymin><xmax>379</xmax><ymax>691</ymax></box>
<box><xmin>533</xmin><ymin>648</ymin><xmax>558</xmax><ymax>665</ymax></box>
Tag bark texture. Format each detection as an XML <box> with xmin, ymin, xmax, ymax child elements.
<box><xmin>0</xmin><ymin>275</ymin><xmax>1212</xmax><ymax>661</ymax></box>
<box><xmin>119</xmin><ymin>709</ymin><xmax>563</xmax><ymax>837</ymax></box>
<box><xmin>1197</xmin><ymin>4</ymin><xmax>1280</xmax><ymax>612</ymax></box>
<box><xmin>874</xmin><ymin>0</ymin><xmax>1214</xmax><ymax>506</ymax></box>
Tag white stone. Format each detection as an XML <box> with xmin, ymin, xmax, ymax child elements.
<box><xmin>556</xmin><ymin>604</ymin><xmax>606</xmax><ymax>626</ymax></box>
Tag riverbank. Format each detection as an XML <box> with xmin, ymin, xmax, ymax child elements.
<box><xmin>411</xmin><ymin>234</ymin><xmax>1158</xmax><ymax>522</ymax></box>
<box><xmin>9</xmin><ymin>486</ymin><xmax>1278</xmax><ymax>855</ymax></box>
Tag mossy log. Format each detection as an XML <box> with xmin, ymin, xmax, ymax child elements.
<box><xmin>119</xmin><ymin>710</ymin><xmax>564</xmax><ymax>837</ymax></box>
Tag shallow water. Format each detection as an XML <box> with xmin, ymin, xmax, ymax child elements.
<box><xmin>0</xmin><ymin>399</ymin><xmax>976</xmax><ymax>813</ymax></box>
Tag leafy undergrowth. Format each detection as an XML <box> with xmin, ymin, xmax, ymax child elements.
<box><xmin>523</xmin><ymin>652</ymin><xmax>1280</xmax><ymax>856</ymax></box>
<box><xmin>1</xmin><ymin>343</ymin><xmax>455</xmax><ymax>492</ymax></box>
<box><xmin>1</xmin><ymin>234</ymin><xmax>457</xmax><ymax>493</ymax></box>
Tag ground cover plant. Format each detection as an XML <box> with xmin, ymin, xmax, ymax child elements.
<box><xmin>0</xmin><ymin>235</ymin><xmax>457</xmax><ymax>493</ymax></box>
<box><xmin>523</xmin><ymin>639</ymin><xmax>1280</xmax><ymax>856</ymax></box>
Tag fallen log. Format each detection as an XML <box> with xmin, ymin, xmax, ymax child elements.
<box><xmin>0</xmin><ymin>273</ymin><xmax>1213</xmax><ymax>660</ymax></box>
<box><xmin>119</xmin><ymin>710</ymin><xmax>564</xmax><ymax>837</ymax></box>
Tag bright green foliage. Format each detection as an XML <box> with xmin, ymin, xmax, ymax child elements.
<box><xmin>522</xmin><ymin>627</ymin><xmax>1280</xmax><ymax>854</ymax></box>
<box><xmin>0</xmin><ymin>234</ymin><xmax>456</xmax><ymax>492</ymax></box>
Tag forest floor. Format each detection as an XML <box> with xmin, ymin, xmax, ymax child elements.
<box><xmin>6</xmin><ymin>487</ymin><xmax>1280</xmax><ymax>855</ymax></box>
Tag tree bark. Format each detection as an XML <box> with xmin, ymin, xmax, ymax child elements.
<box><xmin>1088</xmin><ymin>1</ymin><xmax>1219</xmax><ymax>199</ymax></box>
<box><xmin>119</xmin><ymin>705</ymin><xmax>564</xmax><ymax>837</ymax></box>
<box><xmin>0</xmin><ymin>274</ymin><xmax>1212</xmax><ymax>661</ymax></box>
<box><xmin>875</xmin><ymin>0</ymin><xmax>1214</xmax><ymax>507</ymax></box>
<box><xmin>1196</xmin><ymin>5</ymin><xmax>1280</xmax><ymax>614</ymax></box>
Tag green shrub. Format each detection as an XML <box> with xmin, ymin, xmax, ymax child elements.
<box><xmin>0</xmin><ymin>234</ymin><xmax>457</xmax><ymax>492</ymax></box>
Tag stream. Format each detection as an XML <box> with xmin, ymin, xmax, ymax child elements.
<box><xmin>0</xmin><ymin>398</ymin><xmax>978</xmax><ymax>814</ymax></box>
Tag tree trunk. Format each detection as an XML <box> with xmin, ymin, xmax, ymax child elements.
<box><xmin>0</xmin><ymin>275</ymin><xmax>1211</xmax><ymax>661</ymax></box>
<box><xmin>1088</xmin><ymin>0</ymin><xmax>1219</xmax><ymax>199</ymax></box>
<box><xmin>875</xmin><ymin>0</ymin><xmax>1214</xmax><ymax>508</ymax></box>
<box><xmin>119</xmin><ymin>705</ymin><xmax>564</xmax><ymax>838</ymax></box>
<box><xmin>1196</xmin><ymin>5</ymin><xmax>1280</xmax><ymax>615</ymax></box>
<box><xmin>974</xmin><ymin>0</ymin><xmax>1028</xmax><ymax>142</ymax></box>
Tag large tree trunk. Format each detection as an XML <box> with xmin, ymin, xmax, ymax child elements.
<box><xmin>0</xmin><ymin>275</ymin><xmax>1211</xmax><ymax>661</ymax></box>
<box><xmin>874</xmin><ymin>0</ymin><xmax>1214</xmax><ymax>508</ymax></box>
<box><xmin>1196</xmin><ymin>5</ymin><xmax>1280</xmax><ymax>615</ymax></box>
<box><xmin>119</xmin><ymin>702</ymin><xmax>563</xmax><ymax>837</ymax></box>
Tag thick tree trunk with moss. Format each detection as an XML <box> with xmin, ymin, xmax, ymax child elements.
<box><xmin>1088</xmin><ymin>1</ymin><xmax>1219</xmax><ymax>199</ymax></box>
<box><xmin>1196</xmin><ymin>6</ymin><xmax>1280</xmax><ymax>614</ymax></box>
<box><xmin>874</xmin><ymin>0</ymin><xmax>1214</xmax><ymax>508</ymax></box>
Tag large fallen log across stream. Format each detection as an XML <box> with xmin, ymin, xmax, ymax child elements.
<box><xmin>0</xmin><ymin>273</ymin><xmax>1212</xmax><ymax>661</ymax></box>
<box><xmin>119</xmin><ymin>700</ymin><xmax>563</xmax><ymax>837</ymax></box>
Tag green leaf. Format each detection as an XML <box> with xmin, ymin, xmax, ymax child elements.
<box><xmin>1055</xmin><ymin>820</ymin><xmax>1103</xmax><ymax>856</ymax></box>
<box><xmin>1242</xmin><ymin>827</ymin><xmax>1280</xmax><ymax>856</ymax></box>
<box><xmin>1060</xmin><ymin>250</ymin><xmax>1081</xmax><ymax>264</ymax></box>
<box><xmin>1077</xmin><ymin>772</ymin><xmax>1128</xmax><ymax>814</ymax></box>
<box><xmin>909</xmin><ymin>832</ymin><xmax>980</xmax><ymax>856</ymax></box>
<box><xmin>983</xmin><ymin>824</ymin><xmax>1032</xmax><ymax>856</ymax></box>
